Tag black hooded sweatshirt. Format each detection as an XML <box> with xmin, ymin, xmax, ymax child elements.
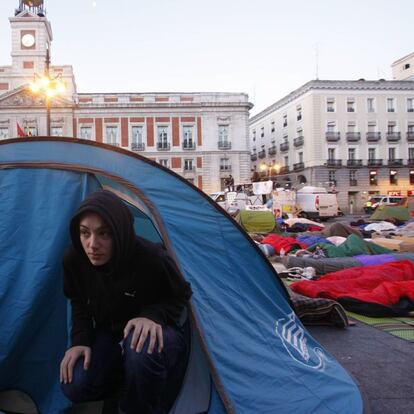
<box><xmin>63</xmin><ymin>190</ymin><xmax>192</xmax><ymax>347</ymax></box>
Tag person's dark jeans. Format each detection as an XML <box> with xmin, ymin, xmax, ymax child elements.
<box><xmin>61</xmin><ymin>324</ymin><xmax>189</xmax><ymax>414</ymax></box>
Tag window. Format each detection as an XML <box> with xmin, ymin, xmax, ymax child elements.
<box><xmin>409</xmin><ymin>147</ymin><xmax>414</xmax><ymax>160</ymax></box>
<box><xmin>410</xmin><ymin>170</ymin><xmax>414</xmax><ymax>185</ymax></box>
<box><xmin>327</xmin><ymin>122</ymin><xmax>336</xmax><ymax>132</ymax></box>
<box><xmin>159</xmin><ymin>159</ymin><xmax>169</xmax><ymax>168</ymax></box>
<box><xmin>367</xmin><ymin>98</ymin><xmax>375</xmax><ymax>113</ymax></box>
<box><xmin>260</xmin><ymin>126</ymin><xmax>264</xmax><ymax>138</ymax></box>
<box><xmin>132</xmin><ymin>126</ymin><xmax>143</xmax><ymax>144</ymax></box>
<box><xmin>388</xmin><ymin>147</ymin><xmax>396</xmax><ymax>160</ymax></box>
<box><xmin>388</xmin><ymin>122</ymin><xmax>396</xmax><ymax>133</ymax></box>
<box><xmin>328</xmin><ymin>148</ymin><xmax>335</xmax><ymax>160</ymax></box>
<box><xmin>367</xmin><ymin>121</ymin><xmax>376</xmax><ymax>132</ymax></box>
<box><xmin>283</xmin><ymin>114</ymin><xmax>287</xmax><ymax>128</ymax></box>
<box><xmin>184</xmin><ymin>159</ymin><xmax>194</xmax><ymax>171</ymax></box>
<box><xmin>347</xmin><ymin>122</ymin><xmax>356</xmax><ymax>132</ymax></box>
<box><xmin>350</xmin><ymin>170</ymin><xmax>356</xmax><ymax>180</ymax></box>
<box><xmin>157</xmin><ymin>126</ymin><xmax>169</xmax><ymax>149</ymax></box>
<box><xmin>297</xmin><ymin>105</ymin><xmax>302</xmax><ymax>121</ymax></box>
<box><xmin>284</xmin><ymin>156</ymin><xmax>289</xmax><ymax>166</ymax></box>
<box><xmin>0</xmin><ymin>127</ymin><xmax>9</xmax><ymax>139</ymax></box>
<box><xmin>387</xmin><ymin>98</ymin><xmax>395</xmax><ymax>112</ymax></box>
<box><xmin>80</xmin><ymin>126</ymin><xmax>92</xmax><ymax>139</ymax></box>
<box><xmin>404</xmin><ymin>63</ymin><xmax>411</xmax><ymax>70</ymax></box>
<box><xmin>27</xmin><ymin>126</ymin><xmax>37</xmax><ymax>136</ymax></box>
<box><xmin>348</xmin><ymin>148</ymin><xmax>356</xmax><ymax>160</ymax></box>
<box><xmin>347</xmin><ymin>98</ymin><xmax>355</xmax><ymax>112</ymax></box>
<box><xmin>327</xmin><ymin>98</ymin><xmax>335</xmax><ymax>112</ymax></box>
<box><xmin>220</xmin><ymin>157</ymin><xmax>231</xmax><ymax>171</ymax></box>
<box><xmin>51</xmin><ymin>127</ymin><xmax>63</xmax><ymax>137</ymax></box>
<box><xmin>218</xmin><ymin>125</ymin><xmax>229</xmax><ymax>143</ymax></box>
<box><xmin>283</xmin><ymin>134</ymin><xmax>288</xmax><ymax>143</ymax></box>
<box><xmin>408</xmin><ymin>123</ymin><xmax>414</xmax><ymax>134</ymax></box>
<box><xmin>105</xmin><ymin>126</ymin><xmax>119</xmax><ymax>145</ymax></box>
<box><xmin>271</xmin><ymin>121</ymin><xmax>275</xmax><ymax>133</ymax></box>
<box><xmin>182</xmin><ymin>126</ymin><xmax>194</xmax><ymax>148</ymax></box>
<box><xmin>328</xmin><ymin>171</ymin><xmax>336</xmax><ymax>185</ymax></box>
<box><xmin>389</xmin><ymin>169</ymin><xmax>398</xmax><ymax>185</ymax></box>
<box><xmin>368</xmin><ymin>148</ymin><xmax>376</xmax><ymax>160</ymax></box>
<box><xmin>408</xmin><ymin>98</ymin><xmax>414</xmax><ymax>112</ymax></box>
<box><xmin>252</xmin><ymin>130</ymin><xmax>256</xmax><ymax>142</ymax></box>
<box><xmin>298</xmin><ymin>152</ymin><xmax>303</xmax><ymax>163</ymax></box>
<box><xmin>369</xmin><ymin>170</ymin><xmax>378</xmax><ymax>186</ymax></box>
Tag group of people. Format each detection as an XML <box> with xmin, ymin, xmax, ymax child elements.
<box><xmin>60</xmin><ymin>190</ymin><xmax>192</xmax><ymax>413</ymax></box>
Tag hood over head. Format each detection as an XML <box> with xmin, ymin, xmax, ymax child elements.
<box><xmin>70</xmin><ymin>190</ymin><xmax>136</xmax><ymax>268</ymax></box>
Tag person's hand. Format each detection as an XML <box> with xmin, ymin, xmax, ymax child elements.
<box><xmin>124</xmin><ymin>317</ymin><xmax>163</xmax><ymax>354</ymax></box>
<box><xmin>60</xmin><ymin>345</ymin><xmax>91</xmax><ymax>384</ymax></box>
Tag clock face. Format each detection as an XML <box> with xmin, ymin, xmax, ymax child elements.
<box><xmin>21</xmin><ymin>33</ymin><xmax>35</xmax><ymax>48</ymax></box>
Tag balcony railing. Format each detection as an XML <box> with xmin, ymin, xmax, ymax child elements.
<box><xmin>293</xmin><ymin>162</ymin><xmax>304</xmax><ymax>171</ymax></box>
<box><xmin>280</xmin><ymin>142</ymin><xmax>289</xmax><ymax>152</ymax></box>
<box><xmin>131</xmin><ymin>142</ymin><xmax>145</xmax><ymax>151</ymax></box>
<box><xmin>326</xmin><ymin>132</ymin><xmax>340</xmax><ymax>142</ymax></box>
<box><xmin>326</xmin><ymin>159</ymin><xmax>342</xmax><ymax>167</ymax></box>
<box><xmin>407</xmin><ymin>158</ymin><xmax>414</xmax><ymax>166</ymax></box>
<box><xmin>157</xmin><ymin>142</ymin><xmax>171</xmax><ymax>150</ymax></box>
<box><xmin>183</xmin><ymin>167</ymin><xmax>196</xmax><ymax>173</ymax></box>
<box><xmin>366</xmin><ymin>132</ymin><xmax>381</xmax><ymax>142</ymax></box>
<box><xmin>220</xmin><ymin>166</ymin><xmax>232</xmax><ymax>172</ymax></box>
<box><xmin>388</xmin><ymin>159</ymin><xmax>403</xmax><ymax>167</ymax></box>
<box><xmin>107</xmin><ymin>142</ymin><xmax>120</xmax><ymax>147</ymax></box>
<box><xmin>218</xmin><ymin>141</ymin><xmax>231</xmax><ymax>150</ymax></box>
<box><xmin>349</xmin><ymin>179</ymin><xmax>358</xmax><ymax>186</ymax></box>
<box><xmin>279</xmin><ymin>166</ymin><xmax>289</xmax><ymax>174</ymax></box>
<box><xmin>346</xmin><ymin>132</ymin><xmax>361</xmax><ymax>142</ymax></box>
<box><xmin>293</xmin><ymin>136</ymin><xmax>304</xmax><ymax>147</ymax></box>
<box><xmin>182</xmin><ymin>141</ymin><xmax>196</xmax><ymax>150</ymax></box>
<box><xmin>407</xmin><ymin>132</ymin><xmax>414</xmax><ymax>142</ymax></box>
<box><xmin>258</xmin><ymin>150</ymin><xmax>266</xmax><ymax>159</ymax></box>
<box><xmin>386</xmin><ymin>132</ymin><xmax>401</xmax><ymax>142</ymax></box>
<box><xmin>268</xmin><ymin>146</ymin><xmax>277</xmax><ymax>155</ymax></box>
<box><xmin>367</xmin><ymin>159</ymin><xmax>383</xmax><ymax>167</ymax></box>
<box><xmin>250</xmin><ymin>153</ymin><xmax>257</xmax><ymax>161</ymax></box>
<box><xmin>346</xmin><ymin>159</ymin><xmax>363</xmax><ymax>167</ymax></box>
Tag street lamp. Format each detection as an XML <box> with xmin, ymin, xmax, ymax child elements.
<box><xmin>28</xmin><ymin>49</ymin><xmax>65</xmax><ymax>136</ymax></box>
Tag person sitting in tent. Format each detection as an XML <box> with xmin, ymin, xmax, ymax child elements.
<box><xmin>60</xmin><ymin>190</ymin><xmax>192</xmax><ymax>413</ymax></box>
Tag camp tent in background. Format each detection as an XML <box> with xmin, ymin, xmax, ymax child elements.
<box><xmin>369</xmin><ymin>205</ymin><xmax>410</xmax><ymax>222</ymax></box>
<box><xmin>0</xmin><ymin>138</ymin><xmax>364</xmax><ymax>414</ymax></box>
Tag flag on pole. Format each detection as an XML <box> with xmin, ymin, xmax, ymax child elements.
<box><xmin>25</xmin><ymin>125</ymin><xmax>32</xmax><ymax>137</ymax></box>
<box><xmin>17</xmin><ymin>122</ymin><xmax>25</xmax><ymax>137</ymax></box>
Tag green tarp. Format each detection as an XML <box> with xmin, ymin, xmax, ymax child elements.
<box><xmin>370</xmin><ymin>205</ymin><xmax>410</xmax><ymax>222</ymax></box>
<box><xmin>309</xmin><ymin>234</ymin><xmax>393</xmax><ymax>258</ymax></box>
<box><xmin>238</xmin><ymin>209</ymin><xmax>276</xmax><ymax>233</ymax></box>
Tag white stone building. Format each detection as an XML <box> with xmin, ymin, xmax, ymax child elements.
<box><xmin>249</xmin><ymin>78</ymin><xmax>414</xmax><ymax>212</ymax></box>
<box><xmin>0</xmin><ymin>1</ymin><xmax>252</xmax><ymax>195</ymax></box>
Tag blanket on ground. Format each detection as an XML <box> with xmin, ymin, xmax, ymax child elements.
<box><xmin>261</xmin><ymin>234</ymin><xmax>307</xmax><ymax>254</ymax></box>
<box><xmin>290</xmin><ymin>260</ymin><xmax>414</xmax><ymax>316</ymax></box>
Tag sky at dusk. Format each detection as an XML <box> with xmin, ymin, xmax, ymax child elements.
<box><xmin>0</xmin><ymin>0</ymin><xmax>412</xmax><ymax>114</ymax></box>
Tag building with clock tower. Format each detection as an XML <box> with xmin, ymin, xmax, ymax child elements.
<box><xmin>0</xmin><ymin>0</ymin><xmax>252</xmax><ymax>194</ymax></box>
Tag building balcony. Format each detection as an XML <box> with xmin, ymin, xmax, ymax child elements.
<box><xmin>258</xmin><ymin>150</ymin><xmax>266</xmax><ymax>159</ymax></box>
<box><xmin>218</xmin><ymin>141</ymin><xmax>231</xmax><ymax>150</ymax></box>
<box><xmin>280</xmin><ymin>142</ymin><xmax>289</xmax><ymax>152</ymax></box>
<box><xmin>293</xmin><ymin>162</ymin><xmax>304</xmax><ymax>171</ymax></box>
<box><xmin>268</xmin><ymin>146</ymin><xmax>277</xmax><ymax>155</ymax></box>
<box><xmin>131</xmin><ymin>142</ymin><xmax>145</xmax><ymax>151</ymax></box>
<box><xmin>388</xmin><ymin>159</ymin><xmax>403</xmax><ymax>167</ymax></box>
<box><xmin>182</xmin><ymin>141</ymin><xmax>196</xmax><ymax>150</ymax></box>
<box><xmin>346</xmin><ymin>132</ymin><xmax>361</xmax><ymax>142</ymax></box>
<box><xmin>326</xmin><ymin>132</ymin><xmax>340</xmax><ymax>142</ymax></box>
<box><xmin>347</xmin><ymin>159</ymin><xmax>363</xmax><ymax>167</ymax></box>
<box><xmin>407</xmin><ymin>132</ymin><xmax>414</xmax><ymax>142</ymax></box>
<box><xmin>349</xmin><ymin>179</ymin><xmax>358</xmax><ymax>186</ymax></box>
<box><xmin>366</xmin><ymin>132</ymin><xmax>381</xmax><ymax>142</ymax></box>
<box><xmin>279</xmin><ymin>166</ymin><xmax>290</xmax><ymax>174</ymax></box>
<box><xmin>220</xmin><ymin>166</ymin><xmax>232</xmax><ymax>173</ymax></box>
<box><xmin>250</xmin><ymin>153</ymin><xmax>257</xmax><ymax>161</ymax></box>
<box><xmin>367</xmin><ymin>159</ymin><xmax>383</xmax><ymax>167</ymax></box>
<box><xmin>108</xmin><ymin>142</ymin><xmax>120</xmax><ymax>147</ymax></box>
<box><xmin>407</xmin><ymin>158</ymin><xmax>414</xmax><ymax>166</ymax></box>
<box><xmin>326</xmin><ymin>159</ymin><xmax>342</xmax><ymax>167</ymax></box>
<box><xmin>293</xmin><ymin>136</ymin><xmax>304</xmax><ymax>147</ymax></box>
<box><xmin>157</xmin><ymin>142</ymin><xmax>171</xmax><ymax>151</ymax></box>
<box><xmin>386</xmin><ymin>132</ymin><xmax>401</xmax><ymax>142</ymax></box>
<box><xmin>183</xmin><ymin>167</ymin><xmax>196</xmax><ymax>174</ymax></box>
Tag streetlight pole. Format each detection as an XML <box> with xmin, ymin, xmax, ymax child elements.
<box><xmin>45</xmin><ymin>48</ymin><xmax>51</xmax><ymax>136</ymax></box>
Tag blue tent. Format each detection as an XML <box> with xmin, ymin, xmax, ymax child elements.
<box><xmin>0</xmin><ymin>138</ymin><xmax>364</xmax><ymax>413</ymax></box>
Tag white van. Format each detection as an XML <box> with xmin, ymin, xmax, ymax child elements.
<box><xmin>296</xmin><ymin>186</ymin><xmax>339</xmax><ymax>220</ymax></box>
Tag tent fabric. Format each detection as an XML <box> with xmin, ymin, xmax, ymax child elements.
<box><xmin>238</xmin><ymin>209</ymin><xmax>275</xmax><ymax>233</ymax></box>
<box><xmin>369</xmin><ymin>205</ymin><xmax>410</xmax><ymax>222</ymax></box>
<box><xmin>290</xmin><ymin>260</ymin><xmax>414</xmax><ymax>316</ymax></box>
<box><xmin>0</xmin><ymin>138</ymin><xmax>363</xmax><ymax>414</ymax></box>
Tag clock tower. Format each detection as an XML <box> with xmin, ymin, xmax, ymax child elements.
<box><xmin>9</xmin><ymin>0</ymin><xmax>52</xmax><ymax>79</ymax></box>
